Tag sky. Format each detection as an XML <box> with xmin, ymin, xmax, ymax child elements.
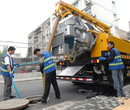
<box><xmin>0</xmin><ymin>0</ymin><xmax>130</xmax><ymax>57</ymax></box>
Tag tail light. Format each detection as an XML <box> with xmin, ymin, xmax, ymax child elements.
<box><xmin>92</xmin><ymin>59</ymin><xmax>99</xmax><ymax>63</ymax></box>
<box><xmin>60</xmin><ymin>62</ymin><xmax>64</xmax><ymax>66</ymax></box>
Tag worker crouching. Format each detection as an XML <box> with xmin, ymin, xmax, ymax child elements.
<box><xmin>34</xmin><ymin>48</ymin><xmax>60</xmax><ymax>104</ymax></box>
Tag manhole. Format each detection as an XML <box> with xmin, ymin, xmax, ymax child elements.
<box><xmin>25</xmin><ymin>95</ymin><xmax>42</xmax><ymax>104</ymax></box>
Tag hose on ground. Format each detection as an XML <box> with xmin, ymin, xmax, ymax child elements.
<box><xmin>12</xmin><ymin>60</ymin><xmax>40</xmax><ymax>99</ymax></box>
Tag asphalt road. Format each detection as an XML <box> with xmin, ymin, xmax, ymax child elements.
<box><xmin>0</xmin><ymin>79</ymin><xmax>130</xmax><ymax>110</ymax></box>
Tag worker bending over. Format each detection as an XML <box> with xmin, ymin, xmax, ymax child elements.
<box><xmin>1</xmin><ymin>46</ymin><xmax>19</xmax><ymax>100</ymax></box>
<box><xmin>99</xmin><ymin>41</ymin><xmax>125</xmax><ymax>97</ymax></box>
<box><xmin>34</xmin><ymin>48</ymin><xmax>60</xmax><ymax>104</ymax></box>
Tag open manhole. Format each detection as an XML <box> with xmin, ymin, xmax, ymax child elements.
<box><xmin>25</xmin><ymin>95</ymin><xmax>42</xmax><ymax>104</ymax></box>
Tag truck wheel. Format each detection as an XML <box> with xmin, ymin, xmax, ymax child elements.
<box><xmin>93</xmin><ymin>64</ymin><xmax>104</xmax><ymax>74</ymax></box>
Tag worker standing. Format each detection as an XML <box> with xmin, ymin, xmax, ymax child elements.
<box><xmin>34</xmin><ymin>48</ymin><xmax>60</xmax><ymax>104</ymax></box>
<box><xmin>1</xmin><ymin>46</ymin><xmax>18</xmax><ymax>100</ymax></box>
<box><xmin>99</xmin><ymin>41</ymin><xmax>126</xmax><ymax>97</ymax></box>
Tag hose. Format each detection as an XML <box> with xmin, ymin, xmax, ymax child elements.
<box><xmin>12</xmin><ymin>60</ymin><xmax>40</xmax><ymax>99</ymax></box>
<box><xmin>69</xmin><ymin>48</ymin><xmax>79</xmax><ymax>64</ymax></box>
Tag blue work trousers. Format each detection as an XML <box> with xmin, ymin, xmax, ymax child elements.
<box><xmin>112</xmin><ymin>70</ymin><xmax>125</xmax><ymax>97</ymax></box>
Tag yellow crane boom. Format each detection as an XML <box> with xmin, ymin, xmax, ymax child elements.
<box><xmin>55</xmin><ymin>1</ymin><xmax>110</xmax><ymax>34</ymax></box>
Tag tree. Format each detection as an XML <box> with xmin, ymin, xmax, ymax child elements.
<box><xmin>0</xmin><ymin>46</ymin><xmax>8</xmax><ymax>65</ymax></box>
<box><xmin>0</xmin><ymin>46</ymin><xmax>8</xmax><ymax>57</ymax></box>
<box><xmin>21</xmin><ymin>51</ymin><xmax>32</xmax><ymax>63</ymax></box>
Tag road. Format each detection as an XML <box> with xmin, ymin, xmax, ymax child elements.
<box><xmin>0</xmin><ymin>79</ymin><xmax>130</xmax><ymax>110</ymax></box>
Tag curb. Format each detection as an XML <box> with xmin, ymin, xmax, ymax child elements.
<box><xmin>0</xmin><ymin>77</ymin><xmax>42</xmax><ymax>84</ymax></box>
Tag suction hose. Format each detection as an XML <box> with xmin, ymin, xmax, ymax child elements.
<box><xmin>12</xmin><ymin>61</ymin><xmax>40</xmax><ymax>99</ymax></box>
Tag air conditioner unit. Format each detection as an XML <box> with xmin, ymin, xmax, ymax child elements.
<box><xmin>85</xmin><ymin>0</ymin><xmax>91</xmax><ymax>6</ymax></box>
<box><xmin>91</xmin><ymin>14</ymin><xmax>96</xmax><ymax>18</ymax></box>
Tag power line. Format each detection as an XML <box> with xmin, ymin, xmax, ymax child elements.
<box><xmin>0</xmin><ymin>45</ymin><xmax>28</xmax><ymax>48</ymax></box>
<box><xmin>0</xmin><ymin>41</ymin><xmax>28</xmax><ymax>44</ymax></box>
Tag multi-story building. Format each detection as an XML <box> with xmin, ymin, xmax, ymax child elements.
<box><xmin>53</xmin><ymin>0</ymin><xmax>118</xmax><ymax>36</ymax></box>
<box><xmin>118</xmin><ymin>21</ymin><xmax>130</xmax><ymax>40</ymax></box>
<box><xmin>28</xmin><ymin>18</ymin><xmax>51</xmax><ymax>61</ymax></box>
<box><xmin>28</xmin><ymin>0</ymin><xmax>119</xmax><ymax>60</ymax></box>
<box><xmin>127</xmin><ymin>21</ymin><xmax>130</xmax><ymax>40</ymax></box>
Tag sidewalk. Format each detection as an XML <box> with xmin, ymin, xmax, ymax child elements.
<box><xmin>0</xmin><ymin>70</ymin><xmax>62</xmax><ymax>84</ymax></box>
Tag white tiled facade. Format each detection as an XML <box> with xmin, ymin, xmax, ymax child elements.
<box><xmin>71</xmin><ymin>0</ymin><xmax>118</xmax><ymax>37</ymax></box>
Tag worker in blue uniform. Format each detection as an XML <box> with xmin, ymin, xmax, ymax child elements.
<box><xmin>34</xmin><ymin>48</ymin><xmax>60</xmax><ymax>104</ymax></box>
<box><xmin>1</xmin><ymin>46</ymin><xmax>18</xmax><ymax>100</ymax></box>
<box><xmin>99</xmin><ymin>41</ymin><xmax>126</xmax><ymax>97</ymax></box>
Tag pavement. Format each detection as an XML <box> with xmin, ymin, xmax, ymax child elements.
<box><xmin>0</xmin><ymin>78</ymin><xmax>129</xmax><ymax>110</ymax></box>
<box><xmin>0</xmin><ymin>70</ymin><xmax>130</xmax><ymax>110</ymax></box>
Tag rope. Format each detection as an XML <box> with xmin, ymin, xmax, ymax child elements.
<box><xmin>12</xmin><ymin>60</ymin><xmax>40</xmax><ymax>99</ymax></box>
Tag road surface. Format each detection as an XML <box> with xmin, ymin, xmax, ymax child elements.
<box><xmin>0</xmin><ymin>79</ymin><xmax>129</xmax><ymax>110</ymax></box>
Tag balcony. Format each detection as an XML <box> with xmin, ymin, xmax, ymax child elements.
<box><xmin>34</xmin><ymin>27</ymin><xmax>42</xmax><ymax>35</ymax></box>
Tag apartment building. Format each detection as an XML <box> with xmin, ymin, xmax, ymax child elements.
<box><xmin>28</xmin><ymin>18</ymin><xmax>51</xmax><ymax>61</ymax></box>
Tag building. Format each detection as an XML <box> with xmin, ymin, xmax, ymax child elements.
<box><xmin>28</xmin><ymin>18</ymin><xmax>51</xmax><ymax>61</ymax></box>
<box><xmin>118</xmin><ymin>29</ymin><xmax>128</xmax><ymax>39</ymax></box>
<box><xmin>28</xmin><ymin>0</ymin><xmax>119</xmax><ymax>60</ymax></box>
<box><xmin>12</xmin><ymin>53</ymin><xmax>21</xmax><ymax>73</ymax></box>
<box><xmin>56</xmin><ymin>0</ymin><xmax>118</xmax><ymax>36</ymax></box>
<box><xmin>118</xmin><ymin>21</ymin><xmax>130</xmax><ymax>40</ymax></box>
<box><xmin>127</xmin><ymin>21</ymin><xmax>130</xmax><ymax>40</ymax></box>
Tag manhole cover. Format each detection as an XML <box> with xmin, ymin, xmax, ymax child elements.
<box><xmin>25</xmin><ymin>95</ymin><xmax>42</xmax><ymax>104</ymax></box>
<box><xmin>0</xmin><ymin>99</ymin><xmax>29</xmax><ymax>110</ymax></box>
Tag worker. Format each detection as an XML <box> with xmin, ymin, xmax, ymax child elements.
<box><xmin>99</xmin><ymin>41</ymin><xmax>126</xmax><ymax>97</ymax></box>
<box><xmin>1</xmin><ymin>46</ymin><xmax>19</xmax><ymax>100</ymax></box>
<box><xmin>34</xmin><ymin>48</ymin><xmax>60</xmax><ymax>104</ymax></box>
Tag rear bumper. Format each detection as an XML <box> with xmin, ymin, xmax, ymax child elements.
<box><xmin>56</xmin><ymin>76</ymin><xmax>93</xmax><ymax>83</ymax></box>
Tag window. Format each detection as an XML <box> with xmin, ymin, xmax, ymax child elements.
<box><xmin>84</xmin><ymin>8</ymin><xmax>91</xmax><ymax>16</ymax></box>
<box><xmin>73</xmin><ymin>2</ymin><xmax>79</xmax><ymax>9</ymax></box>
<box><xmin>34</xmin><ymin>27</ymin><xmax>42</xmax><ymax>35</ymax></box>
<box><xmin>28</xmin><ymin>36</ymin><xmax>32</xmax><ymax>40</ymax></box>
<box><xmin>28</xmin><ymin>41</ymin><xmax>32</xmax><ymax>46</ymax></box>
<box><xmin>127</xmin><ymin>32</ymin><xmax>130</xmax><ymax>37</ymax></box>
<box><xmin>47</xmin><ymin>22</ymin><xmax>50</xmax><ymax>26</ymax></box>
<box><xmin>112</xmin><ymin>1</ymin><xmax>115</xmax><ymax>8</ymax></box>
<box><xmin>48</xmin><ymin>29</ymin><xmax>51</xmax><ymax>35</ymax></box>
<box><xmin>28</xmin><ymin>47</ymin><xmax>32</xmax><ymax>52</ymax></box>
<box><xmin>113</xmin><ymin>14</ymin><xmax>117</xmax><ymax>20</ymax></box>
<box><xmin>115</xmin><ymin>27</ymin><xmax>118</xmax><ymax>34</ymax></box>
<box><xmin>34</xmin><ymin>36</ymin><xmax>38</xmax><ymax>42</ymax></box>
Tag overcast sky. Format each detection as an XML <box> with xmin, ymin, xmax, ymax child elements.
<box><xmin>0</xmin><ymin>0</ymin><xmax>130</xmax><ymax>57</ymax></box>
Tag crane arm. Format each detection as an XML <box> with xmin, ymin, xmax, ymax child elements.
<box><xmin>54</xmin><ymin>1</ymin><xmax>111</xmax><ymax>34</ymax></box>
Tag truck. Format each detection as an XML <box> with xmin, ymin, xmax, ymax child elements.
<box><xmin>47</xmin><ymin>1</ymin><xmax>130</xmax><ymax>86</ymax></box>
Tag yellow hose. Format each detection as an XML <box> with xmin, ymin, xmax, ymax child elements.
<box><xmin>42</xmin><ymin>71</ymin><xmax>45</xmax><ymax>94</ymax></box>
<box><xmin>42</xmin><ymin>16</ymin><xmax>61</xmax><ymax>95</ymax></box>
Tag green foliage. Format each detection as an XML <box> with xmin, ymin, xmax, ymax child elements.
<box><xmin>0</xmin><ymin>46</ymin><xmax>8</xmax><ymax>57</ymax></box>
<box><xmin>0</xmin><ymin>46</ymin><xmax>8</xmax><ymax>65</ymax></box>
<box><xmin>21</xmin><ymin>51</ymin><xmax>32</xmax><ymax>63</ymax></box>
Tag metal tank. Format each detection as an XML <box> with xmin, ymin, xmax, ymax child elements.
<box><xmin>52</xmin><ymin>17</ymin><xmax>97</xmax><ymax>63</ymax></box>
